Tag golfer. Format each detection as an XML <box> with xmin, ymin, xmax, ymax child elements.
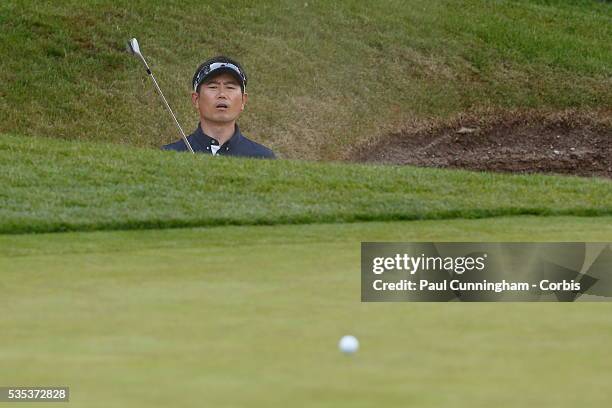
<box><xmin>163</xmin><ymin>56</ymin><xmax>275</xmax><ymax>158</ymax></box>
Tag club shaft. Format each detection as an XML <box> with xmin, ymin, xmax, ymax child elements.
<box><xmin>147</xmin><ymin>72</ymin><xmax>195</xmax><ymax>153</ymax></box>
<box><xmin>129</xmin><ymin>39</ymin><xmax>194</xmax><ymax>154</ymax></box>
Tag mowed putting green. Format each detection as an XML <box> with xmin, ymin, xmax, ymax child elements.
<box><xmin>1</xmin><ymin>216</ymin><xmax>611</xmax><ymax>407</ymax></box>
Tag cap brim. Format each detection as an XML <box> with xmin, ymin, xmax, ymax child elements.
<box><xmin>200</xmin><ymin>67</ymin><xmax>245</xmax><ymax>88</ymax></box>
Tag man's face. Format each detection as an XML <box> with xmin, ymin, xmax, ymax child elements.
<box><xmin>192</xmin><ymin>72</ymin><xmax>247</xmax><ymax>124</ymax></box>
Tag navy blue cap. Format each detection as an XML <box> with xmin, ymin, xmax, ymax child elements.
<box><xmin>192</xmin><ymin>57</ymin><xmax>247</xmax><ymax>92</ymax></box>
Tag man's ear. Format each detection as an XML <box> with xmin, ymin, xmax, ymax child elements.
<box><xmin>191</xmin><ymin>92</ymin><xmax>199</xmax><ymax>109</ymax></box>
<box><xmin>241</xmin><ymin>92</ymin><xmax>248</xmax><ymax>111</ymax></box>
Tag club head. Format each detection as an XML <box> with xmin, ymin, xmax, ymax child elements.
<box><xmin>127</xmin><ymin>38</ymin><xmax>141</xmax><ymax>57</ymax></box>
<box><xmin>127</xmin><ymin>37</ymin><xmax>151</xmax><ymax>71</ymax></box>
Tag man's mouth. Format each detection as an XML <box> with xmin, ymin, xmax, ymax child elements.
<box><xmin>215</xmin><ymin>102</ymin><xmax>229</xmax><ymax>109</ymax></box>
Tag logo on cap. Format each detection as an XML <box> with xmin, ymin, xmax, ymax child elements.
<box><xmin>193</xmin><ymin>61</ymin><xmax>246</xmax><ymax>92</ymax></box>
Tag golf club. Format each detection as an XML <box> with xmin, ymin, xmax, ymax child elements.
<box><xmin>127</xmin><ymin>38</ymin><xmax>194</xmax><ymax>153</ymax></box>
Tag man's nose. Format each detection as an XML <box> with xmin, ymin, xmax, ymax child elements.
<box><xmin>217</xmin><ymin>86</ymin><xmax>228</xmax><ymax>97</ymax></box>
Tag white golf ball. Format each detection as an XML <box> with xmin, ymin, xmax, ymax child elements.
<box><xmin>338</xmin><ymin>335</ymin><xmax>359</xmax><ymax>354</ymax></box>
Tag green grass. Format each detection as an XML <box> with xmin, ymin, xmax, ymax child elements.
<box><xmin>2</xmin><ymin>217</ymin><xmax>611</xmax><ymax>407</ymax></box>
<box><xmin>1</xmin><ymin>0</ymin><xmax>610</xmax><ymax>159</ymax></box>
<box><xmin>1</xmin><ymin>133</ymin><xmax>610</xmax><ymax>234</ymax></box>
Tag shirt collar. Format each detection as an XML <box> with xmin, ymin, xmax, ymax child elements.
<box><xmin>193</xmin><ymin>123</ymin><xmax>243</xmax><ymax>154</ymax></box>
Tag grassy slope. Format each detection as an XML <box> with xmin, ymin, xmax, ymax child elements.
<box><xmin>2</xmin><ymin>217</ymin><xmax>612</xmax><ymax>408</ymax></box>
<box><xmin>0</xmin><ymin>0</ymin><xmax>610</xmax><ymax>159</ymax></box>
<box><xmin>0</xmin><ymin>133</ymin><xmax>610</xmax><ymax>234</ymax></box>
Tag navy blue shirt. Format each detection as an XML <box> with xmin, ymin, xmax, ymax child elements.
<box><xmin>162</xmin><ymin>124</ymin><xmax>275</xmax><ymax>159</ymax></box>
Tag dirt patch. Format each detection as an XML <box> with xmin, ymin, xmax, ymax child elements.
<box><xmin>351</xmin><ymin>110</ymin><xmax>611</xmax><ymax>178</ymax></box>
